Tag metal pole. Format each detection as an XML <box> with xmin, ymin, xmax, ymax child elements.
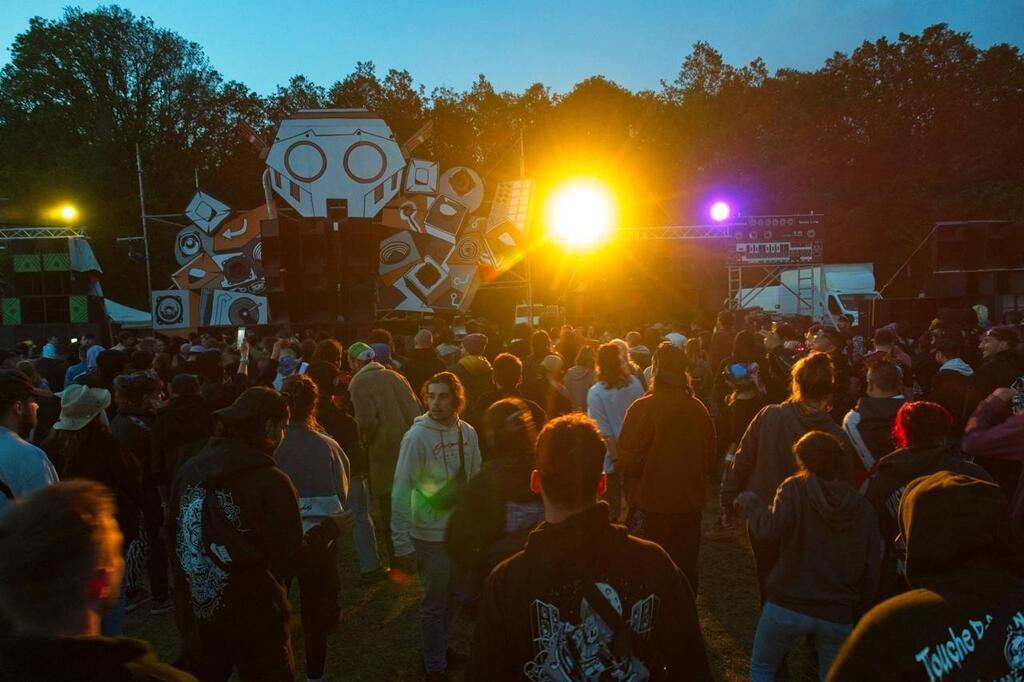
<box><xmin>521</xmin><ymin>129</ymin><xmax>534</xmax><ymax>327</ymax></box>
<box><xmin>135</xmin><ymin>143</ymin><xmax>154</xmax><ymax>329</ymax></box>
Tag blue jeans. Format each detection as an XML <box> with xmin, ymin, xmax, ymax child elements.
<box><xmin>411</xmin><ymin>538</ymin><xmax>462</xmax><ymax>673</ymax></box>
<box><xmin>750</xmin><ymin>602</ymin><xmax>853</xmax><ymax>682</ymax></box>
<box><xmin>348</xmin><ymin>475</ymin><xmax>380</xmax><ymax>573</ymax></box>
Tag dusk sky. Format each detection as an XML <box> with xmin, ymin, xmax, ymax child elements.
<box><xmin>3</xmin><ymin>1</ymin><xmax>1023</xmax><ymax>95</ymax></box>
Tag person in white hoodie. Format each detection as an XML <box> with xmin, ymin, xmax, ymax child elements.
<box><xmin>587</xmin><ymin>343</ymin><xmax>645</xmax><ymax>521</ymax></box>
<box><xmin>392</xmin><ymin>371</ymin><xmax>481</xmax><ymax>680</ymax></box>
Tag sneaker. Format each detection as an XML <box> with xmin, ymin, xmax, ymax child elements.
<box><xmin>149</xmin><ymin>597</ymin><xmax>172</xmax><ymax>615</ymax></box>
<box><xmin>124</xmin><ymin>591</ymin><xmax>151</xmax><ymax>614</ymax></box>
<box><xmin>360</xmin><ymin>567</ymin><xmax>390</xmax><ymax>585</ymax></box>
<box><xmin>446</xmin><ymin>648</ymin><xmax>469</xmax><ymax>668</ymax></box>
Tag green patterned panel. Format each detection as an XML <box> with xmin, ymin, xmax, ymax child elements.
<box><xmin>69</xmin><ymin>295</ymin><xmax>88</xmax><ymax>323</ymax></box>
<box><xmin>13</xmin><ymin>254</ymin><xmax>41</xmax><ymax>273</ymax></box>
<box><xmin>43</xmin><ymin>253</ymin><xmax>71</xmax><ymax>271</ymax></box>
<box><xmin>2</xmin><ymin>299</ymin><xmax>21</xmax><ymax>325</ymax></box>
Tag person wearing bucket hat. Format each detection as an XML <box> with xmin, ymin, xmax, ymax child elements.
<box><xmin>168</xmin><ymin>386</ymin><xmax>311</xmax><ymax>680</ymax></box>
<box><xmin>0</xmin><ymin>369</ymin><xmax>56</xmax><ymax>516</ymax></box>
<box><xmin>49</xmin><ymin>383</ymin><xmax>142</xmax><ymax>635</ymax></box>
<box><xmin>347</xmin><ymin>340</ymin><xmax>421</xmax><ymax>563</ymax></box>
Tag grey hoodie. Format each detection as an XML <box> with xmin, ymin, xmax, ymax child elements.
<box><xmin>738</xmin><ymin>473</ymin><xmax>881</xmax><ymax>623</ymax></box>
<box><xmin>722</xmin><ymin>401</ymin><xmax>855</xmax><ymax>508</ymax></box>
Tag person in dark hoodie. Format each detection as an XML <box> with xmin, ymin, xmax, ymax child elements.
<box><xmin>451</xmin><ymin>333</ymin><xmax>495</xmax><ymax>427</ymax></box>
<box><xmin>828</xmin><ymin>471</ymin><xmax>1024</xmax><ymax>681</ymax></box>
<box><xmin>842</xmin><ymin>360</ymin><xmax>906</xmax><ymax>486</ymax></box>
<box><xmin>473</xmin><ymin>353</ymin><xmax>546</xmax><ymax>450</ymax></box>
<box><xmin>169</xmin><ymin>387</ymin><xmax>341</xmax><ymax>681</ymax></box>
<box><xmin>446</xmin><ymin>398</ymin><xmax>543</xmax><ymax>594</ymax></box>
<box><xmin>403</xmin><ymin>329</ymin><xmax>447</xmax><ymax>402</ymax></box>
<box><xmin>618</xmin><ymin>342</ymin><xmax>716</xmax><ymax>594</ymax></box>
<box><xmin>152</xmin><ymin>374</ymin><xmax>215</xmax><ymax>489</ymax></box>
<box><xmin>928</xmin><ymin>337</ymin><xmax>974</xmax><ymax>439</ymax></box>
<box><xmin>721</xmin><ymin>351</ymin><xmax>855</xmax><ymax>602</ymax></box>
<box><xmin>735</xmin><ymin>431</ymin><xmax>881</xmax><ymax>682</ymax></box>
<box><xmin>467</xmin><ymin>413</ymin><xmax>712</xmax><ymax>681</ymax></box>
<box><xmin>863</xmin><ymin>400</ymin><xmax>991</xmax><ymax>600</ymax></box>
<box><xmin>0</xmin><ymin>480</ymin><xmax>194</xmax><ymax>681</ymax></box>
<box><xmin>110</xmin><ymin>372</ymin><xmax>170</xmax><ymax>616</ymax></box>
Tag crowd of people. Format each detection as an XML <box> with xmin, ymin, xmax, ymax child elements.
<box><xmin>0</xmin><ymin>305</ymin><xmax>1022</xmax><ymax>681</ymax></box>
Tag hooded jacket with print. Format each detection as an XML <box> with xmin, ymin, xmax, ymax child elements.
<box><xmin>391</xmin><ymin>415</ymin><xmax>481</xmax><ymax>557</ymax></box>
<box><xmin>828</xmin><ymin>472</ymin><xmax>1024</xmax><ymax>682</ymax></box>
<box><xmin>168</xmin><ymin>436</ymin><xmax>305</xmax><ymax>668</ymax></box>
<box><xmin>466</xmin><ymin>503</ymin><xmax>712</xmax><ymax>681</ymax></box>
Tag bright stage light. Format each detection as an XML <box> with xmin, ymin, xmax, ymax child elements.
<box><xmin>58</xmin><ymin>204</ymin><xmax>79</xmax><ymax>222</ymax></box>
<box><xmin>545</xmin><ymin>179</ymin><xmax>616</xmax><ymax>249</ymax></box>
<box><xmin>710</xmin><ymin>201</ymin><xmax>731</xmax><ymax>222</ymax></box>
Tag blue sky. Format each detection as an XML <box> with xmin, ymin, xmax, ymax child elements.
<box><xmin>3</xmin><ymin>1</ymin><xmax>1022</xmax><ymax>95</ymax></box>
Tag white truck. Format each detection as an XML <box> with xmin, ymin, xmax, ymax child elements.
<box><xmin>734</xmin><ymin>263</ymin><xmax>880</xmax><ymax>324</ymax></box>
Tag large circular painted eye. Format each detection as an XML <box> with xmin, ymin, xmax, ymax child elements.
<box><xmin>343</xmin><ymin>141</ymin><xmax>387</xmax><ymax>183</ymax></box>
<box><xmin>284</xmin><ymin>141</ymin><xmax>328</xmax><ymax>182</ymax></box>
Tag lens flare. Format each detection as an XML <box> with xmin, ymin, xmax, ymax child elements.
<box><xmin>545</xmin><ymin>179</ymin><xmax>616</xmax><ymax>250</ymax></box>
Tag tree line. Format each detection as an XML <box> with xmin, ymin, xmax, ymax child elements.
<box><xmin>1</xmin><ymin>5</ymin><xmax>1022</xmax><ymax>306</ymax></box>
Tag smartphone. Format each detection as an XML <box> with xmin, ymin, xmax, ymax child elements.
<box><xmin>236</xmin><ymin>327</ymin><xmax>246</xmax><ymax>350</ymax></box>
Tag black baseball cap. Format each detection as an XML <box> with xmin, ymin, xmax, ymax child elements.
<box><xmin>0</xmin><ymin>369</ymin><xmax>47</xmax><ymax>403</ymax></box>
<box><xmin>214</xmin><ymin>387</ymin><xmax>288</xmax><ymax>424</ymax></box>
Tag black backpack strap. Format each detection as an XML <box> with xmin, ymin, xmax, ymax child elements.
<box><xmin>581</xmin><ymin>581</ymin><xmax>636</xmax><ymax>660</ymax></box>
<box><xmin>955</xmin><ymin>583</ymin><xmax>1024</xmax><ymax>681</ymax></box>
<box><xmin>0</xmin><ymin>477</ymin><xmax>13</xmax><ymax>501</ymax></box>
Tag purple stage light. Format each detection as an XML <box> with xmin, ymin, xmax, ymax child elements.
<box><xmin>710</xmin><ymin>201</ymin><xmax>731</xmax><ymax>222</ymax></box>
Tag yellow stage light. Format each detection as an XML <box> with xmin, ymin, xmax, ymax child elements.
<box><xmin>58</xmin><ymin>204</ymin><xmax>78</xmax><ymax>222</ymax></box>
<box><xmin>545</xmin><ymin>179</ymin><xmax>616</xmax><ymax>250</ymax></box>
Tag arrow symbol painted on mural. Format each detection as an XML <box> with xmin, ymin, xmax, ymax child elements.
<box><xmin>222</xmin><ymin>219</ymin><xmax>248</xmax><ymax>240</ymax></box>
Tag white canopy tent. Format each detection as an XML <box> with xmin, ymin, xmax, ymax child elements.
<box><xmin>105</xmin><ymin>299</ymin><xmax>151</xmax><ymax>329</ymax></box>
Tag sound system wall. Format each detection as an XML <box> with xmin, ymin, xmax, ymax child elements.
<box><xmin>259</xmin><ymin>213</ymin><xmax>378</xmax><ymax>329</ymax></box>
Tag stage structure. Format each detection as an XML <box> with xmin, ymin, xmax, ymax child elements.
<box><xmin>150</xmin><ymin>109</ymin><xmax>532</xmax><ymax>330</ymax></box>
<box><xmin>0</xmin><ymin>225</ymin><xmax>107</xmax><ymax>343</ymax></box>
<box><xmin>618</xmin><ymin>214</ymin><xmax>827</xmax><ymax>318</ymax></box>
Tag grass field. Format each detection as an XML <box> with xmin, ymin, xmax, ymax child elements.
<box><xmin>126</xmin><ymin>487</ymin><xmax>809</xmax><ymax>681</ymax></box>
